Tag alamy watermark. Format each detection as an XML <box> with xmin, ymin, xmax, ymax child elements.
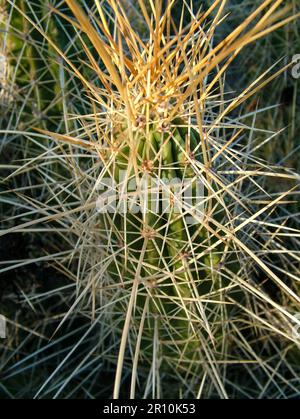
<box><xmin>291</xmin><ymin>54</ymin><xmax>300</xmax><ymax>79</ymax></box>
<box><xmin>95</xmin><ymin>172</ymin><xmax>205</xmax><ymax>224</ymax></box>
<box><xmin>0</xmin><ymin>314</ymin><xmax>6</xmax><ymax>339</ymax></box>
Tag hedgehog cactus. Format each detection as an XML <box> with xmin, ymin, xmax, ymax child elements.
<box><xmin>0</xmin><ymin>0</ymin><xmax>66</xmax><ymax>129</ymax></box>
<box><xmin>103</xmin><ymin>112</ymin><xmax>228</xmax><ymax>366</ymax></box>
<box><xmin>25</xmin><ymin>0</ymin><xmax>299</xmax><ymax>398</ymax></box>
<box><xmin>62</xmin><ymin>0</ymin><xmax>233</xmax><ymax>395</ymax></box>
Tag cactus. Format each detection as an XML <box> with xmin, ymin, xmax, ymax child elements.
<box><xmin>0</xmin><ymin>0</ymin><xmax>70</xmax><ymax>129</ymax></box>
<box><xmin>1</xmin><ymin>0</ymin><xmax>300</xmax><ymax>399</ymax></box>
<box><xmin>31</xmin><ymin>0</ymin><xmax>295</xmax><ymax>398</ymax></box>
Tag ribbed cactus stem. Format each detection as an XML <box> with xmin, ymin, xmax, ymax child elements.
<box><xmin>101</xmin><ymin>116</ymin><xmax>226</xmax><ymax>368</ymax></box>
